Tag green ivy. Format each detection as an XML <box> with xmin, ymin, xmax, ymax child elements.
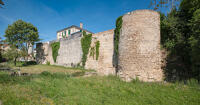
<box><xmin>51</xmin><ymin>42</ymin><xmax>60</xmax><ymax>63</ymax></box>
<box><xmin>81</xmin><ymin>31</ymin><xmax>92</xmax><ymax>67</ymax></box>
<box><xmin>95</xmin><ymin>41</ymin><xmax>100</xmax><ymax>60</ymax></box>
<box><xmin>90</xmin><ymin>46</ymin><xmax>95</xmax><ymax>59</ymax></box>
<box><xmin>114</xmin><ymin>16</ymin><xmax>123</xmax><ymax>56</ymax></box>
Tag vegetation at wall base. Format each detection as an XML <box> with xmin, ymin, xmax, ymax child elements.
<box><xmin>81</xmin><ymin>31</ymin><xmax>92</xmax><ymax>67</ymax></box>
<box><xmin>95</xmin><ymin>41</ymin><xmax>100</xmax><ymax>60</ymax></box>
<box><xmin>0</xmin><ymin>70</ymin><xmax>199</xmax><ymax>105</ymax></box>
<box><xmin>114</xmin><ymin>16</ymin><xmax>123</xmax><ymax>57</ymax></box>
<box><xmin>51</xmin><ymin>42</ymin><xmax>60</xmax><ymax>63</ymax></box>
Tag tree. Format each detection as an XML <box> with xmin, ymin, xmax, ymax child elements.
<box><xmin>189</xmin><ymin>9</ymin><xmax>200</xmax><ymax>80</ymax></box>
<box><xmin>150</xmin><ymin>0</ymin><xmax>181</xmax><ymax>10</ymax></box>
<box><xmin>0</xmin><ymin>0</ymin><xmax>4</xmax><ymax>8</ymax></box>
<box><xmin>3</xmin><ymin>46</ymin><xmax>21</xmax><ymax>66</ymax></box>
<box><xmin>160</xmin><ymin>0</ymin><xmax>200</xmax><ymax>81</ymax></box>
<box><xmin>0</xmin><ymin>37</ymin><xmax>2</xmax><ymax>62</ymax></box>
<box><xmin>4</xmin><ymin>20</ymin><xmax>40</xmax><ymax>63</ymax></box>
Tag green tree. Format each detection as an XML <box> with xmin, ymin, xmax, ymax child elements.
<box><xmin>189</xmin><ymin>9</ymin><xmax>200</xmax><ymax>80</ymax></box>
<box><xmin>150</xmin><ymin>0</ymin><xmax>181</xmax><ymax>10</ymax></box>
<box><xmin>3</xmin><ymin>46</ymin><xmax>21</xmax><ymax>65</ymax></box>
<box><xmin>160</xmin><ymin>0</ymin><xmax>200</xmax><ymax>81</ymax></box>
<box><xmin>0</xmin><ymin>0</ymin><xmax>4</xmax><ymax>8</ymax></box>
<box><xmin>0</xmin><ymin>37</ymin><xmax>2</xmax><ymax>62</ymax></box>
<box><xmin>4</xmin><ymin>20</ymin><xmax>40</xmax><ymax>63</ymax></box>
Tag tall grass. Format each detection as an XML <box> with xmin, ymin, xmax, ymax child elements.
<box><xmin>0</xmin><ymin>71</ymin><xmax>199</xmax><ymax>105</ymax></box>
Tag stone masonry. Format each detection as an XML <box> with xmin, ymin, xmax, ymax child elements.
<box><xmin>85</xmin><ymin>29</ymin><xmax>115</xmax><ymax>75</ymax></box>
<box><xmin>117</xmin><ymin>10</ymin><xmax>163</xmax><ymax>82</ymax></box>
<box><xmin>36</xmin><ymin>9</ymin><xmax>163</xmax><ymax>82</ymax></box>
<box><xmin>36</xmin><ymin>42</ymin><xmax>54</xmax><ymax>64</ymax></box>
<box><xmin>56</xmin><ymin>35</ymin><xmax>82</xmax><ymax>67</ymax></box>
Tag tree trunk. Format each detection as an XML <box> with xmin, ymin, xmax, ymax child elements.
<box><xmin>14</xmin><ymin>57</ymin><xmax>17</xmax><ymax>66</ymax></box>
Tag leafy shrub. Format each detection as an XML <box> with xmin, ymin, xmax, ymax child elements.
<box><xmin>95</xmin><ymin>41</ymin><xmax>100</xmax><ymax>60</ymax></box>
<box><xmin>51</xmin><ymin>42</ymin><xmax>60</xmax><ymax>63</ymax></box>
<box><xmin>23</xmin><ymin>61</ymin><xmax>37</xmax><ymax>66</ymax></box>
<box><xmin>81</xmin><ymin>31</ymin><xmax>92</xmax><ymax>67</ymax></box>
<box><xmin>89</xmin><ymin>47</ymin><xmax>95</xmax><ymax>59</ymax></box>
<box><xmin>114</xmin><ymin>16</ymin><xmax>123</xmax><ymax>56</ymax></box>
<box><xmin>46</xmin><ymin>61</ymin><xmax>50</xmax><ymax>65</ymax></box>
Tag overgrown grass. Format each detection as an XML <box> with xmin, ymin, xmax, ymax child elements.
<box><xmin>0</xmin><ymin>71</ymin><xmax>199</xmax><ymax>105</ymax></box>
<box><xmin>1</xmin><ymin>62</ymin><xmax>93</xmax><ymax>74</ymax></box>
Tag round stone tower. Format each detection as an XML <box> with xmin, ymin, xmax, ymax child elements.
<box><xmin>117</xmin><ymin>10</ymin><xmax>163</xmax><ymax>82</ymax></box>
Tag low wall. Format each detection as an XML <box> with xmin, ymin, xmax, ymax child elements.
<box><xmin>85</xmin><ymin>29</ymin><xmax>115</xmax><ymax>75</ymax></box>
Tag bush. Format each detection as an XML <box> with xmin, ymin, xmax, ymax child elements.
<box><xmin>23</xmin><ymin>61</ymin><xmax>37</xmax><ymax>66</ymax></box>
<box><xmin>95</xmin><ymin>41</ymin><xmax>100</xmax><ymax>60</ymax></box>
<box><xmin>46</xmin><ymin>61</ymin><xmax>50</xmax><ymax>65</ymax></box>
<box><xmin>114</xmin><ymin>16</ymin><xmax>123</xmax><ymax>56</ymax></box>
<box><xmin>81</xmin><ymin>31</ymin><xmax>92</xmax><ymax>67</ymax></box>
<box><xmin>51</xmin><ymin>42</ymin><xmax>60</xmax><ymax>63</ymax></box>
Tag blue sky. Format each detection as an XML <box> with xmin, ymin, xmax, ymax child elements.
<box><xmin>0</xmin><ymin>0</ymin><xmax>160</xmax><ymax>42</ymax></box>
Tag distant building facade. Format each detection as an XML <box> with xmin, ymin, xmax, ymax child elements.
<box><xmin>56</xmin><ymin>23</ymin><xmax>93</xmax><ymax>40</ymax></box>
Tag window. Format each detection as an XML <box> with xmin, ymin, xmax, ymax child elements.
<box><xmin>62</xmin><ymin>32</ymin><xmax>64</xmax><ymax>38</ymax></box>
<box><xmin>68</xmin><ymin>30</ymin><xmax>71</xmax><ymax>35</ymax></box>
<box><xmin>64</xmin><ymin>30</ymin><xmax>66</xmax><ymax>36</ymax></box>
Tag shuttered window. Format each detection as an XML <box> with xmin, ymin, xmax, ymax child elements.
<box><xmin>68</xmin><ymin>30</ymin><xmax>71</xmax><ymax>35</ymax></box>
<box><xmin>64</xmin><ymin>30</ymin><xmax>66</xmax><ymax>36</ymax></box>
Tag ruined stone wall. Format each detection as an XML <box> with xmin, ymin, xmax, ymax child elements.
<box><xmin>56</xmin><ymin>34</ymin><xmax>83</xmax><ymax>67</ymax></box>
<box><xmin>36</xmin><ymin>9</ymin><xmax>163</xmax><ymax>82</ymax></box>
<box><xmin>117</xmin><ymin>10</ymin><xmax>163</xmax><ymax>82</ymax></box>
<box><xmin>85</xmin><ymin>29</ymin><xmax>115</xmax><ymax>75</ymax></box>
<box><xmin>36</xmin><ymin>42</ymin><xmax>54</xmax><ymax>64</ymax></box>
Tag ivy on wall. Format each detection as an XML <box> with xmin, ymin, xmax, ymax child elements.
<box><xmin>81</xmin><ymin>31</ymin><xmax>92</xmax><ymax>67</ymax></box>
<box><xmin>95</xmin><ymin>41</ymin><xmax>100</xmax><ymax>60</ymax></box>
<box><xmin>51</xmin><ymin>42</ymin><xmax>60</xmax><ymax>63</ymax></box>
<box><xmin>89</xmin><ymin>41</ymin><xmax>100</xmax><ymax>60</ymax></box>
<box><xmin>114</xmin><ymin>16</ymin><xmax>123</xmax><ymax>56</ymax></box>
<box><xmin>90</xmin><ymin>46</ymin><xmax>95</xmax><ymax>59</ymax></box>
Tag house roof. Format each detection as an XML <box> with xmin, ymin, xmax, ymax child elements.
<box><xmin>56</xmin><ymin>25</ymin><xmax>93</xmax><ymax>34</ymax></box>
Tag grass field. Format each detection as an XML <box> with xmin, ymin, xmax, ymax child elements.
<box><xmin>0</xmin><ymin>64</ymin><xmax>200</xmax><ymax>105</ymax></box>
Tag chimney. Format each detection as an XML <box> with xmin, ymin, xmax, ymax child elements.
<box><xmin>80</xmin><ymin>22</ymin><xmax>83</xmax><ymax>29</ymax></box>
